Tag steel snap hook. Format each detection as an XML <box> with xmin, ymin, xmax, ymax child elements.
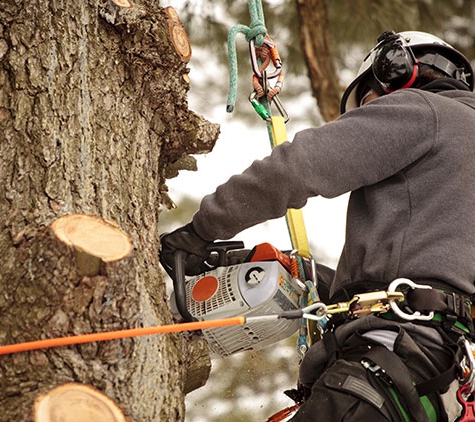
<box><xmin>302</xmin><ymin>302</ymin><xmax>327</xmax><ymax>321</ymax></box>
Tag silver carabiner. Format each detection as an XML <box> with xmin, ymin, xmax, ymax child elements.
<box><xmin>261</xmin><ymin>71</ymin><xmax>289</xmax><ymax>123</ymax></box>
<box><xmin>302</xmin><ymin>302</ymin><xmax>327</xmax><ymax>321</ymax></box>
<box><xmin>249</xmin><ymin>38</ymin><xmax>282</xmax><ymax>80</ymax></box>
<box><xmin>387</xmin><ymin>278</ymin><xmax>434</xmax><ymax>321</ymax></box>
<box><xmin>271</xmin><ymin>94</ymin><xmax>289</xmax><ymax>123</ymax></box>
<box><xmin>460</xmin><ymin>338</ymin><xmax>475</xmax><ymax>391</ymax></box>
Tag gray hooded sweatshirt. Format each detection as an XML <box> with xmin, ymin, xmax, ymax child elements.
<box><xmin>193</xmin><ymin>85</ymin><xmax>475</xmax><ymax>297</ymax></box>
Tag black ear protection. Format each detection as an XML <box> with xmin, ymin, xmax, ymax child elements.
<box><xmin>371</xmin><ymin>30</ymin><xmax>419</xmax><ymax>92</ymax></box>
<box><xmin>370</xmin><ymin>29</ymin><xmax>470</xmax><ymax>93</ymax></box>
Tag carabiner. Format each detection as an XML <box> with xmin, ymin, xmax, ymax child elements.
<box><xmin>261</xmin><ymin>71</ymin><xmax>289</xmax><ymax>122</ymax></box>
<box><xmin>302</xmin><ymin>302</ymin><xmax>327</xmax><ymax>321</ymax></box>
<box><xmin>272</xmin><ymin>94</ymin><xmax>289</xmax><ymax>123</ymax></box>
<box><xmin>457</xmin><ymin>384</ymin><xmax>475</xmax><ymax>421</ymax></box>
<box><xmin>459</xmin><ymin>338</ymin><xmax>475</xmax><ymax>391</ymax></box>
<box><xmin>387</xmin><ymin>278</ymin><xmax>434</xmax><ymax>321</ymax></box>
<box><xmin>349</xmin><ymin>290</ymin><xmax>405</xmax><ymax>317</ymax></box>
<box><xmin>249</xmin><ymin>38</ymin><xmax>282</xmax><ymax>80</ymax></box>
<box><xmin>249</xmin><ymin>90</ymin><xmax>271</xmax><ymax>121</ymax></box>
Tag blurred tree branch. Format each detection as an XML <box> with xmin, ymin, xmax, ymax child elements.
<box><xmin>295</xmin><ymin>0</ymin><xmax>341</xmax><ymax>121</ymax></box>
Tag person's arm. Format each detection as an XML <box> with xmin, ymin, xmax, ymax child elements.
<box><xmin>193</xmin><ymin>89</ymin><xmax>436</xmax><ymax>241</ymax></box>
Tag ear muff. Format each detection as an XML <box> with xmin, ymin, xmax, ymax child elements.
<box><xmin>371</xmin><ymin>31</ymin><xmax>419</xmax><ymax>92</ymax></box>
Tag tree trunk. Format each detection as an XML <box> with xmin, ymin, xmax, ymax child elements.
<box><xmin>0</xmin><ymin>1</ymin><xmax>218</xmax><ymax>421</ymax></box>
<box><xmin>295</xmin><ymin>0</ymin><xmax>341</xmax><ymax>122</ymax></box>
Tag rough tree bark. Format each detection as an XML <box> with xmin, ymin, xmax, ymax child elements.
<box><xmin>295</xmin><ymin>0</ymin><xmax>341</xmax><ymax>122</ymax></box>
<box><xmin>0</xmin><ymin>1</ymin><xmax>217</xmax><ymax>421</ymax></box>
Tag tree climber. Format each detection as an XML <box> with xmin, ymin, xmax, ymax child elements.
<box><xmin>161</xmin><ymin>30</ymin><xmax>475</xmax><ymax>421</ymax></box>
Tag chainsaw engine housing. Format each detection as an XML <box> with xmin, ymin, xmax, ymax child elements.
<box><xmin>171</xmin><ymin>249</ymin><xmax>305</xmax><ymax>357</ymax></box>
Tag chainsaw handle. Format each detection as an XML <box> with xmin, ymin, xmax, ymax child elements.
<box><xmin>208</xmin><ymin>240</ymin><xmax>245</xmax><ymax>266</ymax></box>
<box><xmin>173</xmin><ymin>241</ymin><xmax>245</xmax><ymax>322</ymax></box>
<box><xmin>173</xmin><ymin>250</ymin><xmax>196</xmax><ymax>322</ymax></box>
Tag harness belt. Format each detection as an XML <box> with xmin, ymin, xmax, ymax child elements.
<box><xmin>331</xmin><ymin>280</ymin><xmax>475</xmax><ymax>338</ymax></box>
<box><xmin>405</xmin><ymin>288</ymin><xmax>475</xmax><ymax>337</ymax></box>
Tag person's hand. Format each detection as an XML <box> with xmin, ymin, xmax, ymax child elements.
<box><xmin>159</xmin><ymin>223</ymin><xmax>213</xmax><ymax>277</ymax></box>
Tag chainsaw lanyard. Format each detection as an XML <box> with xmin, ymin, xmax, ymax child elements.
<box><xmin>249</xmin><ymin>57</ymin><xmax>310</xmax><ymax>258</ymax></box>
<box><xmin>269</xmin><ymin>115</ymin><xmax>311</xmax><ymax>258</ymax></box>
<box><xmin>0</xmin><ymin>305</ymin><xmax>325</xmax><ymax>356</ymax></box>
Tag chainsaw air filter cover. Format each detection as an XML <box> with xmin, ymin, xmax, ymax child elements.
<box><xmin>183</xmin><ymin>260</ymin><xmax>305</xmax><ymax>357</ymax></box>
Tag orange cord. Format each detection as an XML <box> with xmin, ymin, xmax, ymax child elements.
<box><xmin>0</xmin><ymin>316</ymin><xmax>246</xmax><ymax>356</ymax></box>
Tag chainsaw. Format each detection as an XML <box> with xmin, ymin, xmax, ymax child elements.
<box><xmin>169</xmin><ymin>241</ymin><xmax>310</xmax><ymax>358</ymax></box>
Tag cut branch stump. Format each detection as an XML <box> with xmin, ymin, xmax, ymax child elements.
<box><xmin>51</xmin><ymin>214</ymin><xmax>133</xmax><ymax>277</ymax></box>
<box><xmin>34</xmin><ymin>383</ymin><xmax>128</xmax><ymax>422</ymax></box>
<box><xmin>165</xmin><ymin>6</ymin><xmax>192</xmax><ymax>62</ymax></box>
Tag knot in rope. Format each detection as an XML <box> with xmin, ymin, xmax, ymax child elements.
<box><xmin>245</xmin><ymin>20</ymin><xmax>267</xmax><ymax>45</ymax></box>
<box><xmin>226</xmin><ymin>0</ymin><xmax>267</xmax><ymax>113</ymax></box>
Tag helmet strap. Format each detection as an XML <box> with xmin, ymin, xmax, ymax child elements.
<box><xmin>417</xmin><ymin>52</ymin><xmax>469</xmax><ymax>86</ymax></box>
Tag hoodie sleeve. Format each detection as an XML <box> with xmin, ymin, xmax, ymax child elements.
<box><xmin>193</xmin><ymin>89</ymin><xmax>437</xmax><ymax>241</ymax></box>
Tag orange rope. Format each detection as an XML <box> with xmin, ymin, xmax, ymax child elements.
<box><xmin>0</xmin><ymin>316</ymin><xmax>246</xmax><ymax>356</ymax></box>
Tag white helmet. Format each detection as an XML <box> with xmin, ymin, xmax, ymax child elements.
<box><xmin>340</xmin><ymin>30</ymin><xmax>474</xmax><ymax>114</ymax></box>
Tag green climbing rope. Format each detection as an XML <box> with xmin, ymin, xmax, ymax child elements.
<box><xmin>226</xmin><ymin>0</ymin><xmax>267</xmax><ymax>112</ymax></box>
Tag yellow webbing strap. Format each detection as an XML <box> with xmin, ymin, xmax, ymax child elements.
<box><xmin>269</xmin><ymin>116</ymin><xmax>311</xmax><ymax>258</ymax></box>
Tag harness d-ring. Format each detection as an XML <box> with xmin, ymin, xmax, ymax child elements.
<box><xmin>388</xmin><ymin>278</ymin><xmax>434</xmax><ymax>321</ymax></box>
